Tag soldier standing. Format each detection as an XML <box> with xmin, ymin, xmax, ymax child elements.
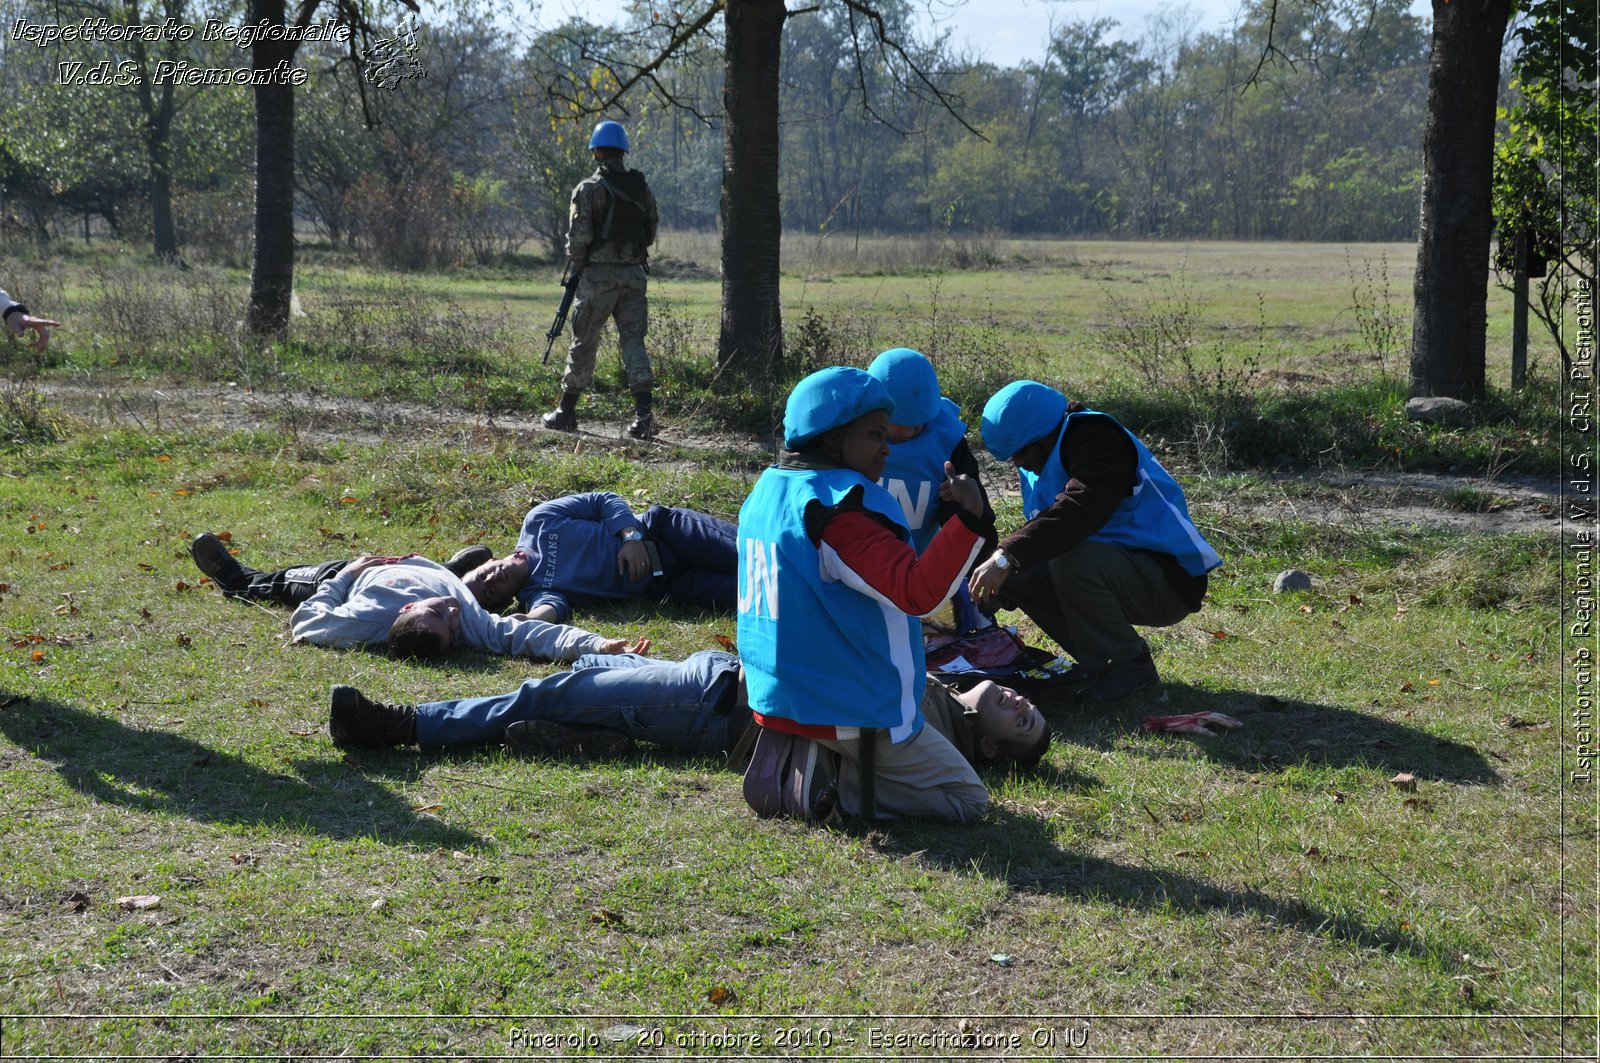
<box><xmin>542</xmin><ymin>120</ymin><xmax>660</xmax><ymax>439</ymax></box>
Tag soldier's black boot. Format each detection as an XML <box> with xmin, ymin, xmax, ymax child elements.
<box><xmin>627</xmin><ymin>388</ymin><xmax>654</xmax><ymax>439</ymax></box>
<box><xmin>542</xmin><ymin>390</ymin><xmax>580</xmax><ymax>432</ymax></box>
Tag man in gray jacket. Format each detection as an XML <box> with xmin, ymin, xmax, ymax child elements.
<box><xmin>288</xmin><ymin>555</ymin><xmax>648</xmax><ymax>660</ymax></box>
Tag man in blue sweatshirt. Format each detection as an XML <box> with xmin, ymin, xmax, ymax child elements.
<box><xmin>468</xmin><ymin>492</ymin><xmax>737</xmax><ymax>622</ymax></box>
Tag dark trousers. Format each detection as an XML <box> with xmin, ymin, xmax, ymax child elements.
<box><xmin>1000</xmin><ymin>539</ymin><xmax>1195</xmax><ymax>670</ymax></box>
<box><xmin>230</xmin><ymin>560</ymin><xmax>349</xmax><ymax>606</ymax></box>
<box><xmin>640</xmin><ymin>505</ymin><xmax>739</xmax><ymax>611</ymax></box>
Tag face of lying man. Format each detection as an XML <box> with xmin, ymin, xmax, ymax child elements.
<box><xmin>958</xmin><ymin>680</ymin><xmax>1047</xmax><ymax>761</ymax></box>
<box><xmin>462</xmin><ymin>549</ymin><xmax>531</xmax><ymax>610</ymax></box>
<box><xmin>397</xmin><ymin>595</ymin><xmax>462</xmax><ymax>650</ymax></box>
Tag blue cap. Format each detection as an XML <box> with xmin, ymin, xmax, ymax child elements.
<box><xmin>589</xmin><ymin>120</ymin><xmax>629</xmax><ymax>153</ymax></box>
<box><xmin>981</xmin><ymin>380</ymin><xmax>1067</xmax><ymax>460</ymax></box>
<box><xmin>783</xmin><ymin>367</ymin><xmax>896</xmax><ymax>449</ymax></box>
<box><xmin>867</xmin><ymin>348</ymin><xmax>940</xmax><ymax>426</ymax></box>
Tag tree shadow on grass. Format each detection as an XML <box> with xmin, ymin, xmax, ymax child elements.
<box><xmin>870</xmin><ymin>806</ymin><xmax>1431</xmax><ymax>960</ymax></box>
<box><xmin>0</xmin><ymin>693</ymin><xmax>483</xmax><ymax>850</ymax></box>
<box><xmin>1038</xmin><ymin>682</ymin><xmax>1500</xmax><ymax>785</ymax></box>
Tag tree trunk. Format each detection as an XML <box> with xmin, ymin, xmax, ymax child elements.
<box><xmin>1409</xmin><ymin>0</ymin><xmax>1512</xmax><ymax>400</ymax></box>
<box><xmin>718</xmin><ymin>0</ymin><xmax>786</xmax><ymax>380</ymax></box>
<box><xmin>246</xmin><ymin>0</ymin><xmax>297</xmax><ymax>337</ymax></box>
<box><xmin>130</xmin><ymin>35</ymin><xmax>180</xmax><ymax>262</ymax></box>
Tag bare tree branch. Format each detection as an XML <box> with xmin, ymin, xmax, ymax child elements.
<box><xmin>836</xmin><ymin>0</ymin><xmax>985</xmax><ymax>140</ymax></box>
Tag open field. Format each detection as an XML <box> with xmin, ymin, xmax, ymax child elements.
<box><xmin>0</xmin><ymin>241</ymin><xmax>1590</xmax><ymax>1057</ymax></box>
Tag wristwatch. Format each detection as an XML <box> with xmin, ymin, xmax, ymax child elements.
<box><xmin>621</xmin><ymin>528</ymin><xmax>644</xmax><ymax>543</ymax></box>
<box><xmin>992</xmin><ymin>549</ymin><xmax>1011</xmax><ymax>570</ymax></box>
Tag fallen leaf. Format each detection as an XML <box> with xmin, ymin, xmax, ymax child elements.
<box><xmin>1389</xmin><ymin>772</ymin><xmax>1418</xmax><ymax>792</ymax></box>
<box><xmin>1304</xmin><ymin>846</ymin><xmax>1325</xmax><ymax>860</ymax></box>
<box><xmin>157</xmin><ymin>455</ymin><xmax>171</xmax><ymax>462</ymax></box>
<box><xmin>1299</xmin><ymin>604</ymin><xmax>1314</xmax><ymax>614</ymax></box>
<box><xmin>175</xmin><ymin>634</ymin><xmax>192</xmax><ymax>647</ymax></box>
<box><xmin>1348</xmin><ymin>594</ymin><xmax>1362</xmax><ymax>606</ymax></box>
<box><xmin>174</xmin><ymin>488</ymin><xmax>190</xmax><ymax>497</ymax></box>
<box><xmin>288</xmin><ymin>728</ymin><xmax>316</xmax><ymax>737</ymax></box>
<box><xmin>30</xmin><ymin>650</ymin><xmax>44</xmax><ymax>662</ymax></box>
<box><xmin>989</xmin><ymin>953</ymin><xmax>1013</xmax><ymax>967</ymax></box>
<box><xmin>47</xmin><ymin>561</ymin><xmax>71</xmax><ymax>571</ymax></box>
<box><xmin>1394</xmin><ymin>605</ymin><xmax>1409</xmax><ymax>617</ymax></box>
<box><xmin>175</xmin><ymin>579</ymin><xmax>191</xmax><ymax>592</ymax></box>
<box><xmin>413</xmin><ymin>803</ymin><xmax>444</xmax><ymax>813</ymax></box>
<box><xmin>706</xmin><ymin>984</ymin><xmax>736</xmax><ymax>1005</ymax></box>
<box><xmin>60</xmin><ymin>891</ymin><xmax>91</xmax><ymax>913</ymax></box>
<box><xmin>1399</xmin><ymin>681</ymin><xmax>1415</xmax><ymax>693</ymax></box>
<box><xmin>589</xmin><ymin>908</ymin><xmax>626</xmax><ymax>926</ymax></box>
<box><xmin>137</xmin><ymin>563</ymin><xmax>155</xmax><ymax>572</ymax></box>
<box><xmin>1427</xmin><ymin>678</ymin><xmax>1441</xmax><ymax>686</ymax></box>
<box><xmin>712</xmin><ymin>634</ymin><xmax>736</xmax><ymax>651</ymax></box>
<box><xmin>370</xmin><ymin>897</ymin><xmax>389</xmax><ymax>912</ymax></box>
<box><xmin>1403</xmin><ymin>797</ymin><xmax>1432</xmax><ymax>809</ymax></box>
<box><xmin>140</xmin><ymin>608</ymin><xmax>153</xmax><ymax>621</ymax></box>
<box><xmin>1212</xmin><ymin>630</ymin><xmax>1229</xmax><ymax>640</ymax></box>
<box><xmin>230</xmin><ymin>853</ymin><xmax>258</xmax><ymax>865</ymax></box>
<box><xmin>248</xmin><ymin>698</ymin><xmax>270</xmax><ymax>708</ymax></box>
<box><xmin>341</xmin><ymin>495</ymin><xmax>359</xmax><ymax>504</ymax></box>
<box><xmin>115</xmin><ymin>895</ymin><xmax>161</xmax><ymax>911</ymax></box>
<box><xmin>215</xmin><ymin>531</ymin><xmax>232</xmax><ymax>542</ymax></box>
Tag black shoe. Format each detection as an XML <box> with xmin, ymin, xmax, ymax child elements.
<box><xmin>1077</xmin><ymin>651</ymin><xmax>1160</xmax><ymax>702</ymax></box>
<box><xmin>626</xmin><ymin>412</ymin><xmax>655</xmax><ymax>440</ymax></box>
<box><xmin>541</xmin><ymin>407</ymin><xmax>578</xmax><ymax>432</ymax></box>
<box><xmin>191</xmin><ymin>532</ymin><xmax>250</xmax><ymax>596</ymax></box>
<box><xmin>443</xmin><ymin>545</ymin><xmax>493</xmax><ymax>578</ymax></box>
<box><xmin>505</xmin><ymin>719</ymin><xmax>632</xmax><ymax>758</ymax></box>
<box><xmin>329</xmin><ymin>685</ymin><xmax>416</xmax><ymax>750</ymax></box>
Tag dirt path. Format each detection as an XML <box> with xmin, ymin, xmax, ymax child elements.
<box><xmin>28</xmin><ymin>379</ymin><xmax>1566</xmax><ymax>536</ymax></box>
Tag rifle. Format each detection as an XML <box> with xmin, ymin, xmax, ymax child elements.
<box><xmin>542</xmin><ymin>262</ymin><xmax>581</xmax><ymax>363</ymax></box>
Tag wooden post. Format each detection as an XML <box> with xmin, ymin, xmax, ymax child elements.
<box><xmin>1512</xmin><ymin>227</ymin><xmax>1529</xmax><ymax>392</ymax></box>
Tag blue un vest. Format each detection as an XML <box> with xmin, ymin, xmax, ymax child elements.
<box><xmin>1020</xmin><ymin>410</ymin><xmax>1223</xmax><ymax>577</ymax></box>
<box><xmin>878</xmin><ymin>398</ymin><xmax>968</xmax><ymax>554</ymax></box>
<box><xmin>737</xmin><ymin>466</ymin><xmax>926</xmax><ymax>742</ymax></box>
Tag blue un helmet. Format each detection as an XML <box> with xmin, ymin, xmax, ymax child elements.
<box><xmin>866</xmin><ymin>347</ymin><xmax>940</xmax><ymax>427</ymax></box>
<box><xmin>981</xmin><ymin>380</ymin><xmax>1067</xmax><ymax>461</ymax></box>
<box><xmin>784</xmin><ymin>367</ymin><xmax>896</xmax><ymax>450</ymax></box>
<box><xmin>589</xmin><ymin>120</ymin><xmax>630</xmax><ymax>153</ymax></box>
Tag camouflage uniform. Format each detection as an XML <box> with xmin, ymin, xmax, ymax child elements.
<box><xmin>562</xmin><ymin>158</ymin><xmax>658</xmax><ymax>393</ymax></box>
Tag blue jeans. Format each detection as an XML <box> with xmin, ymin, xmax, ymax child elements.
<box><xmin>414</xmin><ymin>650</ymin><xmax>741</xmax><ymax>753</ymax></box>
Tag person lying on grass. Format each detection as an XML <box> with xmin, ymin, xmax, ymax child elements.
<box><xmin>1</xmin><ymin>287</ymin><xmax>61</xmax><ymax>351</ymax></box>
<box><xmin>326</xmin><ymin>649</ymin><xmax>1051</xmax><ymax>779</ymax></box>
<box><xmin>280</xmin><ymin>553</ymin><xmax>647</xmax><ymax>660</ymax></box>
<box><xmin>472</xmin><ymin>492</ymin><xmax>738</xmax><ymax>623</ymax></box>
<box><xmin>191</xmin><ymin>532</ymin><xmax>493</xmax><ymax>607</ymax></box>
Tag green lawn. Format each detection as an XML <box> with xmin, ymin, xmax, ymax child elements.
<box><xmin>0</xmin><ymin>423</ymin><xmax>1586</xmax><ymax>1057</ymax></box>
<box><xmin>0</xmin><ymin>242</ymin><xmax>1586</xmax><ymax>1057</ymax></box>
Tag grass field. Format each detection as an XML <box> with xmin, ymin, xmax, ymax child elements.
<box><xmin>0</xmin><ymin>240</ymin><xmax>1591</xmax><ymax>1058</ymax></box>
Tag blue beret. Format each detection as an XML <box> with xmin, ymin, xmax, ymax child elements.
<box><xmin>866</xmin><ymin>347</ymin><xmax>940</xmax><ymax>427</ymax></box>
<box><xmin>981</xmin><ymin>380</ymin><xmax>1067</xmax><ymax>460</ymax></box>
<box><xmin>783</xmin><ymin>367</ymin><xmax>896</xmax><ymax>449</ymax></box>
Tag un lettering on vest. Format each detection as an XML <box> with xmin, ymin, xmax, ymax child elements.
<box><xmin>880</xmin><ymin>477</ymin><xmax>933</xmax><ymax>530</ymax></box>
<box><xmin>738</xmin><ymin>538</ymin><xmax>780</xmax><ymax>618</ymax></box>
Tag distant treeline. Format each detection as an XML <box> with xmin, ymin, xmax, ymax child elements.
<box><xmin>0</xmin><ymin>0</ymin><xmax>1431</xmax><ymax>267</ymax></box>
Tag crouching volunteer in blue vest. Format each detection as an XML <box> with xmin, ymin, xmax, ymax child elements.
<box><xmin>867</xmin><ymin>347</ymin><xmax>997</xmax><ymax>634</ymax></box>
<box><xmin>969</xmin><ymin>380</ymin><xmax>1222</xmax><ymax>702</ymax></box>
<box><xmin>737</xmin><ymin>366</ymin><xmax>1001</xmax><ymax>822</ymax></box>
